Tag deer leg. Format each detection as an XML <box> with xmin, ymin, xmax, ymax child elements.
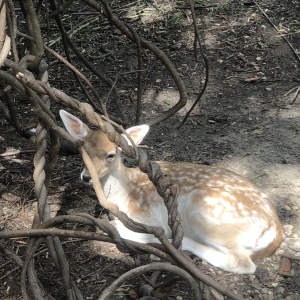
<box><xmin>182</xmin><ymin>236</ymin><xmax>256</xmax><ymax>274</ymax></box>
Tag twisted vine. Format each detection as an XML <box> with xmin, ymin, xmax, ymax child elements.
<box><xmin>0</xmin><ymin>1</ymin><xmax>245</xmax><ymax>299</ymax></box>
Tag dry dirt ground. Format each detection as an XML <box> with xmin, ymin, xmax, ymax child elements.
<box><xmin>1</xmin><ymin>0</ymin><xmax>300</xmax><ymax>299</ymax></box>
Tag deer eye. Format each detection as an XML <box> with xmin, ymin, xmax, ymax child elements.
<box><xmin>106</xmin><ymin>152</ymin><xmax>116</xmax><ymax>161</ymax></box>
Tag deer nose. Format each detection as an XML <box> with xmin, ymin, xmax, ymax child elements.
<box><xmin>81</xmin><ymin>173</ymin><xmax>92</xmax><ymax>184</ymax></box>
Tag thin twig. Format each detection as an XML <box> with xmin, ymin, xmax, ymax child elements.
<box><xmin>290</xmin><ymin>86</ymin><xmax>300</xmax><ymax>104</ymax></box>
<box><xmin>0</xmin><ymin>149</ymin><xmax>35</xmax><ymax>156</ymax></box>
<box><xmin>178</xmin><ymin>0</ymin><xmax>209</xmax><ymax>128</ymax></box>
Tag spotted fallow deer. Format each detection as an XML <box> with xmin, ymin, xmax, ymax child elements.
<box><xmin>60</xmin><ymin>110</ymin><xmax>283</xmax><ymax>274</ymax></box>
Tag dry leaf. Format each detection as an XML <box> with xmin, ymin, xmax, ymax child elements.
<box><xmin>241</xmin><ymin>76</ymin><xmax>260</xmax><ymax>82</ymax></box>
<box><xmin>279</xmin><ymin>257</ymin><xmax>291</xmax><ymax>276</ymax></box>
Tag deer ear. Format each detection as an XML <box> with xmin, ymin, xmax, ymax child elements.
<box><xmin>123</xmin><ymin>125</ymin><xmax>149</xmax><ymax>146</ymax></box>
<box><xmin>59</xmin><ymin>110</ymin><xmax>90</xmax><ymax>141</ymax></box>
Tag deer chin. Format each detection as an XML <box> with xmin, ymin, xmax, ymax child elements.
<box><xmin>80</xmin><ymin>168</ymin><xmax>112</xmax><ymax>186</ymax></box>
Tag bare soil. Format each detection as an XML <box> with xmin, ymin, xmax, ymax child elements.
<box><xmin>1</xmin><ymin>0</ymin><xmax>300</xmax><ymax>299</ymax></box>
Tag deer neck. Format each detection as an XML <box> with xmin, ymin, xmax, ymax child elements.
<box><xmin>100</xmin><ymin>159</ymin><xmax>130</xmax><ymax>210</ymax></box>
